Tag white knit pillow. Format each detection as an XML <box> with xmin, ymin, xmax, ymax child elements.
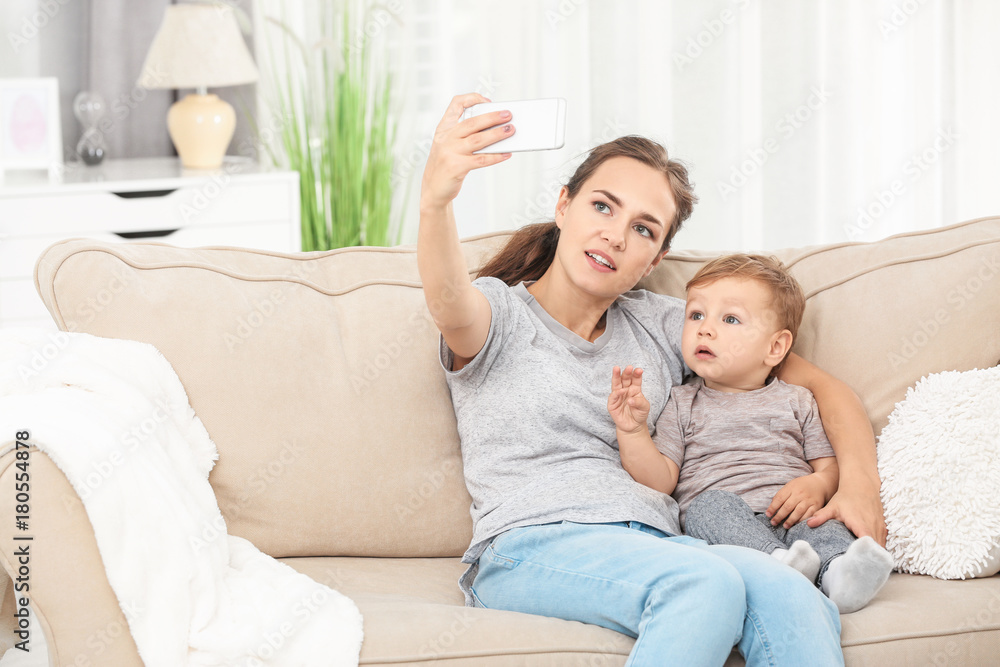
<box><xmin>877</xmin><ymin>366</ymin><xmax>1000</xmax><ymax>579</ymax></box>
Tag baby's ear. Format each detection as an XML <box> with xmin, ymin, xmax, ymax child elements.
<box><xmin>766</xmin><ymin>330</ymin><xmax>793</xmax><ymax>368</ymax></box>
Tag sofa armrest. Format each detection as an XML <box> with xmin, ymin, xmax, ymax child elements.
<box><xmin>0</xmin><ymin>448</ymin><xmax>142</xmax><ymax>666</ymax></box>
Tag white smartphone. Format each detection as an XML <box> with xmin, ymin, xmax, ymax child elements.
<box><xmin>461</xmin><ymin>98</ymin><xmax>567</xmax><ymax>153</ymax></box>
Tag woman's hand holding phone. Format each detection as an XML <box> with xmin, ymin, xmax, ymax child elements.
<box><xmin>420</xmin><ymin>93</ymin><xmax>514</xmax><ymax>211</ymax></box>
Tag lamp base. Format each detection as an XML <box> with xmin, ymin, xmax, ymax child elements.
<box><xmin>166</xmin><ymin>93</ymin><xmax>235</xmax><ymax>169</ymax></box>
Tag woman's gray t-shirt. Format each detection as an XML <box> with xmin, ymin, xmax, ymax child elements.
<box><xmin>439</xmin><ymin>277</ymin><xmax>688</xmax><ymax>605</ymax></box>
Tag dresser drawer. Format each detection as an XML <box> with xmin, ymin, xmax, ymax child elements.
<box><xmin>2</xmin><ymin>222</ymin><xmax>297</xmax><ymax>329</ymax></box>
<box><xmin>2</xmin><ymin>222</ymin><xmax>299</xmax><ymax>281</ymax></box>
<box><xmin>0</xmin><ymin>159</ymin><xmax>299</xmax><ymax>331</ymax></box>
<box><xmin>2</xmin><ymin>233</ymin><xmax>127</xmax><ymax>280</ymax></box>
<box><xmin>0</xmin><ymin>180</ymin><xmax>295</xmax><ymax>237</ymax></box>
<box><xmin>164</xmin><ymin>221</ymin><xmax>296</xmax><ymax>251</ymax></box>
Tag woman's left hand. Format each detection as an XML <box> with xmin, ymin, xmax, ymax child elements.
<box><xmin>807</xmin><ymin>479</ymin><xmax>888</xmax><ymax>546</ymax></box>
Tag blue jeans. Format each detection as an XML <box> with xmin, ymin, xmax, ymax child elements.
<box><xmin>471</xmin><ymin>521</ymin><xmax>843</xmax><ymax>667</ymax></box>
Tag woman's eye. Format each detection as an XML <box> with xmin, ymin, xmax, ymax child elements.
<box><xmin>594</xmin><ymin>201</ymin><xmax>610</xmax><ymax>214</ymax></box>
<box><xmin>634</xmin><ymin>224</ymin><xmax>652</xmax><ymax>238</ymax></box>
<box><xmin>724</xmin><ymin>315</ymin><xmax>741</xmax><ymax>325</ymax></box>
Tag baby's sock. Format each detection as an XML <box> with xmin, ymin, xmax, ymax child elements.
<box><xmin>821</xmin><ymin>536</ymin><xmax>895</xmax><ymax>613</ymax></box>
<box><xmin>771</xmin><ymin>540</ymin><xmax>821</xmax><ymax>582</ymax></box>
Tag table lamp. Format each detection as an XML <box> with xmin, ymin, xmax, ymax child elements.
<box><xmin>138</xmin><ymin>5</ymin><xmax>259</xmax><ymax>169</ymax></box>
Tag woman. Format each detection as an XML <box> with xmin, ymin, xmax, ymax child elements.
<box><xmin>418</xmin><ymin>93</ymin><xmax>885</xmax><ymax>666</ymax></box>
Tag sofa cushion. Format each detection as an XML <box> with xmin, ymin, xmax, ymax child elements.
<box><xmin>278</xmin><ymin>557</ymin><xmax>637</xmax><ymax>666</ymax></box>
<box><xmin>877</xmin><ymin>366</ymin><xmax>1000</xmax><ymax>579</ymax></box>
<box><xmin>278</xmin><ymin>557</ymin><xmax>1000</xmax><ymax>666</ymax></box>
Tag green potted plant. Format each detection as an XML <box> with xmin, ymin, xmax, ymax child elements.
<box><xmin>255</xmin><ymin>0</ymin><xmax>397</xmax><ymax>251</ymax></box>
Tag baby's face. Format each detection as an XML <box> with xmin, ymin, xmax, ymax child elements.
<box><xmin>682</xmin><ymin>277</ymin><xmax>785</xmax><ymax>392</ymax></box>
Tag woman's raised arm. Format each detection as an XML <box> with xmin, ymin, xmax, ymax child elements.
<box><xmin>418</xmin><ymin>94</ymin><xmax>513</xmax><ymax>363</ymax></box>
<box><xmin>776</xmin><ymin>352</ymin><xmax>888</xmax><ymax>546</ymax></box>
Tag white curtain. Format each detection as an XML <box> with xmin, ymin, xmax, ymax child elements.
<box><xmin>389</xmin><ymin>0</ymin><xmax>1000</xmax><ymax>251</ymax></box>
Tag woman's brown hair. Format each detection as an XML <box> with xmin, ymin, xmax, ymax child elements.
<box><xmin>477</xmin><ymin>135</ymin><xmax>697</xmax><ymax>286</ymax></box>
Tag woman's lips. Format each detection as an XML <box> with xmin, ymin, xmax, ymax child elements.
<box><xmin>585</xmin><ymin>250</ymin><xmax>616</xmax><ymax>271</ymax></box>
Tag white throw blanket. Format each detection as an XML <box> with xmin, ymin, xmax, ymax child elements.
<box><xmin>0</xmin><ymin>328</ymin><xmax>363</xmax><ymax>666</ymax></box>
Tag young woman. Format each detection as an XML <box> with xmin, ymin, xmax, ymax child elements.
<box><xmin>418</xmin><ymin>93</ymin><xmax>885</xmax><ymax>667</ymax></box>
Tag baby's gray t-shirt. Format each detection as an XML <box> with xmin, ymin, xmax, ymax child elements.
<box><xmin>439</xmin><ymin>277</ymin><xmax>687</xmax><ymax>606</ymax></box>
<box><xmin>657</xmin><ymin>377</ymin><xmax>835</xmax><ymax>528</ymax></box>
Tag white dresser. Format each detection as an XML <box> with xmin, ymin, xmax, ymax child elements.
<box><xmin>0</xmin><ymin>157</ymin><xmax>300</xmax><ymax>330</ymax></box>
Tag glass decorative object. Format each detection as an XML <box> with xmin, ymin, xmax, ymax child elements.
<box><xmin>73</xmin><ymin>90</ymin><xmax>107</xmax><ymax>165</ymax></box>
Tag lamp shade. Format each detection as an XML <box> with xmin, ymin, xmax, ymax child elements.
<box><xmin>138</xmin><ymin>5</ymin><xmax>259</xmax><ymax>90</ymax></box>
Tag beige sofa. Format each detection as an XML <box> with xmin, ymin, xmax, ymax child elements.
<box><xmin>2</xmin><ymin>216</ymin><xmax>1000</xmax><ymax>666</ymax></box>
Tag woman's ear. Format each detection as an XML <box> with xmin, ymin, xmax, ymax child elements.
<box><xmin>643</xmin><ymin>249</ymin><xmax>670</xmax><ymax>277</ymax></box>
<box><xmin>554</xmin><ymin>186</ymin><xmax>571</xmax><ymax>230</ymax></box>
<box><xmin>766</xmin><ymin>330</ymin><xmax>794</xmax><ymax>368</ymax></box>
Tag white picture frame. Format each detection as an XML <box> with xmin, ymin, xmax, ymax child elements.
<box><xmin>0</xmin><ymin>77</ymin><xmax>63</xmax><ymax>179</ymax></box>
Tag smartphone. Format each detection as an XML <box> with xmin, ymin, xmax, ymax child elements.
<box><xmin>461</xmin><ymin>98</ymin><xmax>567</xmax><ymax>153</ymax></box>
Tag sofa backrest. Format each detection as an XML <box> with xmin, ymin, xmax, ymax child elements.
<box><xmin>34</xmin><ymin>235</ymin><xmax>506</xmax><ymax>558</ymax></box>
<box><xmin>33</xmin><ymin>216</ymin><xmax>1000</xmax><ymax>558</ymax></box>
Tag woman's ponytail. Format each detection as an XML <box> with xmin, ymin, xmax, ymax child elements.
<box><xmin>477</xmin><ymin>222</ymin><xmax>560</xmax><ymax>286</ymax></box>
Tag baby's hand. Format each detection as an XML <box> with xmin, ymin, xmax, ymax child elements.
<box><xmin>608</xmin><ymin>366</ymin><xmax>650</xmax><ymax>434</ymax></box>
<box><xmin>766</xmin><ymin>474</ymin><xmax>829</xmax><ymax>529</ymax></box>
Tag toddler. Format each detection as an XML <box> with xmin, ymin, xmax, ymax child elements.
<box><xmin>608</xmin><ymin>253</ymin><xmax>894</xmax><ymax>613</ymax></box>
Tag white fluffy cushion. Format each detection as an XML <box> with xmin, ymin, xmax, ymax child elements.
<box><xmin>878</xmin><ymin>366</ymin><xmax>1000</xmax><ymax>579</ymax></box>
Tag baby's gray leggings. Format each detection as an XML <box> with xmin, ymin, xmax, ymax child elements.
<box><xmin>684</xmin><ymin>489</ymin><xmax>855</xmax><ymax>585</ymax></box>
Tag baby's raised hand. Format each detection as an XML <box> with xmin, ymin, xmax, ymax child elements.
<box><xmin>608</xmin><ymin>365</ymin><xmax>650</xmax><ymax>434</ymax></box>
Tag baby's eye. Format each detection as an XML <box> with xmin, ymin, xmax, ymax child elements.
<box><xmin>633</xmin><ymin>224</ymin><xmax>652</xmax><ymax>238</ymax></box>
<box><xmin>594</xmin><ymin>201</ymin><xmax>611</xmax><ymax>214</ymax></box>
<box><xmin>689</xmin><ymin>312</ymin><xmax>704</xmax><ymax>321</ymax></box>
<box><xmin>724</xmin><ymin>315</ymin><xmax>741</xmax><ymax>325</ymax></box>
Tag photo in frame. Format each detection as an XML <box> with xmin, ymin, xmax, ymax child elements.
<box><xmin>0</xmin><ymin>77</ymin><xmax>63</xmax><ymax>179</ymax></box>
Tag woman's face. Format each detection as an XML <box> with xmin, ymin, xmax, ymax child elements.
<box><xmin>553</xmin><ymin>156</ymin><xmax>678</xmax><ymax>300</ymax></box>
